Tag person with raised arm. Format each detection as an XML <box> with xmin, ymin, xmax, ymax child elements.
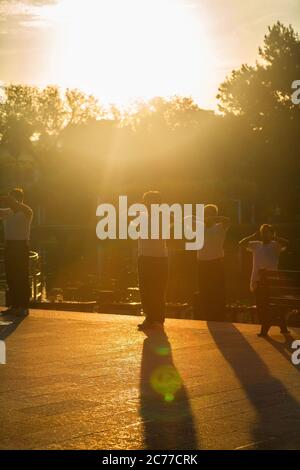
<box><xmin>239</xmin><ymin>224</ymin><xmax>289</xmax><ymax>337</ymax></box>
<box><xmin>134</xmin><ymin>191</ymin><xmax>168</xmax><ymax>332</ymax></box>
<box><xmin>0</xmin><ymin>188</ymin><xmax>33</xmax><ymax>316</ymax></box>
<box><xmin>196</xmin><ymin>204</ymin><xmax>230</xmax><ymax>321</ymax></box>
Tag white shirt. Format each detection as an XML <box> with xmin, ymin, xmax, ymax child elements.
<box><xmin>197</xmin><ymin>223</ymin><xmax>226</xmax><ymax>261</ymax></box>
<box><xmin>129</xmin><ymin>213</ymin><xmax>168</xmax><ymax>258</ymax></box>
<box><xmin>0</xmin><ymin>208</ymin><xmax>33</xmax><ymax>241</ymax></box>
<box><xmin>246</xmin><ymin>240</ymin><xmax>285</xmax><ymax>292</ymax></box>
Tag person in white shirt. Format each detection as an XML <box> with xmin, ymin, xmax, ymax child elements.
<box><xmin>0</xmin><ymin>188</ymin><xmax>33</xmax><ymax>316</ymax></box>
<box><xmin>239</xmin><ymin>224</ymin><xmax>289</xmax><ymax>337</ymax></box>
<box><xmin>135</xmin><ymin>191</ymin><xmax>168</xmax><ymax>332</ymax></box>
<box><xmin>196</xmin><ymin>204</ymin><xmax>230</xmax><ymax>321</ymax></box>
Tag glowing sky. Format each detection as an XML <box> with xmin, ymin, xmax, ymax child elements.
<box><xmin>0</xmin><ymin>0</ymin><xmax>299</xmax><ymax>109</ymax></box>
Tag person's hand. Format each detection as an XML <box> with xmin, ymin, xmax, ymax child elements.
<box><xmin>204</xmin><ymin>215</ymin><xmax>215</xmax><ymax>222</ymax></box>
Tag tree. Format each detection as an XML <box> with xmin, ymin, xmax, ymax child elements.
<box><xmin>123</xmin><ymin>95</ymin><xmax>205</xmax><ymax>132</ymax></box>
<box><xmin>216</xmin><ymin>22</ymin><xmax>300</xmax><ymax>211</ymax></box>
<box><xmin>36</xmin><ymin>86</ymin><xmax>67</xmax><ymax>144</ymax></box>
<box><xmin>64</xmin><ymin>88</ymin><xmax>103</xmax><ymax>127</ymax></box>
<box><xmin>217</xmin><ymin>22</ymin><xmax>300</xmax><ymax>122</ymax></box>
<box><xmin>0</xmin><ymin>85</ymin><xmax>39</xmax><ymax>158</ymax></box>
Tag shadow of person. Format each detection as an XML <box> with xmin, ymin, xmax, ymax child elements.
<box><xmin>207</xmin><ymin>322</ymin><xmax>300</xmax><ymax>449</ymax></box>
<box><xmin>265</xmin><ymin>333</ymin><xmax>300</xmax><ymax>371</ymax></box>
<box><xmin>139</xmin><ymin>330</ymin><xmax>198</xmax><ymax>450</ymax></box>
<box><xmin>0</xmin><ymin>314</ymin><xmax>26</xmax><ymax>341</ymax></box>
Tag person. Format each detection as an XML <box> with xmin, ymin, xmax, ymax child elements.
<box><xmin>0</xmin><ymin>188</ymin><xmax>33</xmax><ymax>316</ymax></box>
<box><xmin>134</xmin><ymin>191</ymin><xmax>168</xmax><ymax>332</ymax></box>
<box><xmin>239</xmin><ymin>224</ymin><xmax>289</xmax><ymax>337</ymax></box>
<box><xmin>196</xmin><ymin>204</ymin><xmax>230</xmax><ymax>321</ymax></box>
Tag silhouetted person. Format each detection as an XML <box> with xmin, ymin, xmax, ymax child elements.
<box><xmin>135</xmin><ymin>191</ymin><xmax>168</xmax><ymax>332</ymax></box>
<box><xmin>239</xmin><ymin>224</ymin><xmax>289</xmax><ymax>337</ymax></box>
<box><xmin>0</xmin><ymin>188</ymin><xmax>33</xmax><ymax>316</ymax></box>
<box><xmin>196</xmin><ymin>204</ymin><xmax>230</xmax><ymax>321</ymax></box>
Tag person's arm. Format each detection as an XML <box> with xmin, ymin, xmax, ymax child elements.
<box><xmin>274</xmin><ymin>234</ymin><xmax>289</xmax><ymax>249</ymax></box>
<box><xmin>217</xmin><ymin>216</ymin><xmax>230</xmax><ymax>230</ymax></box>
<box><xmin>205</xmin><ymin>215</ymin><xmax>230</xmax><ymax>230</ymax></box>
<box><xmin>0</xmin><ymin>196</ymin><xmax>12</xmax><ymax>219</ymax></box>
<box><xmin>0</xmin><ymin>208</ymin><xmax>12</xmax><ymax>219</ymax></box>
<box><xmin>6</xmin><ymin>196</ymin><xmax>33</xmax><ymax>219</ymax></box>
<box><xmin>239</xmin><ymin>231</ymin><xmax>260</xmax><ymax>249</ymax></box>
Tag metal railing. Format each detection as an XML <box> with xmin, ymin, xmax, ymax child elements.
<box><xmin>29</xmin><ymin>250</ymin><xmax>43</xmax><ymax>302</ymax></box>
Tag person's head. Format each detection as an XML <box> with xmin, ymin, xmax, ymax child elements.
<box><xmin>204</xmin><ymin>204</ymin><xmax>218</xmax><ymax>218</ymax></box>
<box><xmin>260</xmin><ymin>224</ymin><xmax>275</xmax><ymax>243</ymax></box>
<box><xmin>142</xmin><ymin>190</ymin><xmax>162</xmax><ymax>208</ymax></box>
<box><xmin>9</xmin><ymin>188</ymin><xmax>24</xmax><ymax>203</ymax></box>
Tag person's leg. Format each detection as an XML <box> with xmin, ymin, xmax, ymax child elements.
<box><xmin>256</xmin><ymin>286</ymin><xmax>271</xmax><ymax>336</ymax></box>
<box><xmin>151</xmin><ymin>257</ymin><xmax>168</xmax><ymax>325</ymax></box>
<box><xmin>210</xmin><ymin>259</ymin><xmax>226</xmax><ymax>321</ymax></box>
<box><xmin>160</xmin><ymin>257</ymin><xmax>168</xmax><ymax>324</ymax></box>
<box><xmin>197</xmin><ymin>261</ymin><xmax>210</xmax><ymax>320</ymax></box>
<box><xmin>138</xmin><ymin>257</ymin><xmax>153</xmax><ymax>326</ymax></box>
<box><xmin>4</xmin><ymin>245</ymin><xmax>18</xmax><ymax>310</ymax></box>
<box><xmin>198</xmin><ymin>260</ymin><xmax>224</xmax><ymax>321</ymax></box>
<box><xmin>16</xmin><ymin>244</ymin><xmax>30</xmax><ymax>311</ymax></box>
<box><xmin>279</xmin><ymin>311</ymin><xmax>289</xmax><ymax>334</ymax></box>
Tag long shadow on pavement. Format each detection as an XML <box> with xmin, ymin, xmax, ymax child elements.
<box><xmin>207</xmin><ymin>322</ymin><xmax>300</xmax><ymax>449</ymax></box>
<box><xmin>139</xmin><ymin>331</ymin><xmax>198</xmax><ymax>450</ymax></box>
<box><xmin>0</xmin><ymin>314</ymin><xmax>26</xmax><ymax>341</ymax></box>
<box><xmin>265</xmin><ymin>333</ymin><xmax>300</xmax><ymax>372</ymax></box>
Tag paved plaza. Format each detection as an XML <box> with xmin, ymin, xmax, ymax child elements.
<box><xmin>1</xmin><ymin>310</ymin><xmax>300</xmax><ymax>450</ymax></box>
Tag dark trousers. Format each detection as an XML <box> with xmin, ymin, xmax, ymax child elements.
<box><xmin>4</xmin><ymin>241</ymin><xmax>30</xmax><ymax>309</ymax></box>
<box><xmin>138</xmin><ymin>256</ymin><xmax>168</xmax><ymax>324</ymax></box>
<box><xmin>255</xmin><ymin>286</ymin><xmax>288</xmax><ymax>335</ymax></box>
<box><xmin>196</xmin><ymin>258</ymin><xmax>226</xmax><ymax>321</ymax></box>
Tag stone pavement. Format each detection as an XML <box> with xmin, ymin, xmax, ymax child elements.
<box><xmin>0</xmin><ymin>310</ymin><xmax>300</xmax><ymax>450</ymax></box>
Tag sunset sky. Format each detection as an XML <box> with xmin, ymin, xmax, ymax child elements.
<box><xmin>0</xmin><ymin>0</ymin><xmax>299</xmax><ymax>109</ymax></box>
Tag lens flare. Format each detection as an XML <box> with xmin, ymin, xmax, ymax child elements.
<box><xmin>155</xmin><ymin>345</ymin><xmax>171</xmax><ymax>357</ymax></box>
<box><xmin>150</xmin><ymin>365</ymin><xmax>182</xmax><ymax>402</ymax></box>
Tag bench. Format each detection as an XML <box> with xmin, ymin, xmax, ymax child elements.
<box><xmin>257</xmin><ymin>269</ymin><xmax>300</xmax><ymax>327</ymax></box>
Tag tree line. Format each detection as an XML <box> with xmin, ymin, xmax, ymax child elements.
<box><xmin>0</xmin><ymin>22</ymin><xmax>299</xmax><ymax>226</ymax></box>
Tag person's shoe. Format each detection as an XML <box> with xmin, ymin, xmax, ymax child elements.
<box><xmin>0</xmin><ymin>307</ymin><xmax>18</xmax><ymax>316</ymax></box>
<box><xmin>280</xmin><ymin>328</ymin><xmax>290</xmax><ymax>335</ymax></box>
<box><xmin>257</xmin><ymin>332</ymin><xmax>268</xmax><ymax>338</ymax></box>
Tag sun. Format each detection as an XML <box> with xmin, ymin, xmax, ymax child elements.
<box><xmin>41</xmin><ymin>0</ymin><xmax>214</xmax><ymax>105</ymax></box>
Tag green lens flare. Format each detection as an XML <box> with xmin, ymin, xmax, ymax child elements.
<box><xmin>150</xmin><ymin>365</ymin><xmax>182</xmax><ymax>401</ymax></box>
<box><xmin>155</xmin><ymin>345</ymin><xmax>171</xmax><ymax>357</ymax></box>
<box><xmin>164</xmin><ymin>393</ymin><xmax>175</xmax><ymax>403</ymax></box>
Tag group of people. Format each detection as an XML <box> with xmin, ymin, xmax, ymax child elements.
<box><xmin>0</xmin><ymin>188</ymin><xmax>289</xmax><ymax>338</ymax></box>
<box><xmin>136</xmin><ymin>191</ymin><xmax>289</xmax><ymax>337</ymax></box>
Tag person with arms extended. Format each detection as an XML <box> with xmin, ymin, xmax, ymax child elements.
<box><xmin>0</xmin><ymin>188</ymin><xmax>33</xmax><ymax>316</ymax></box>
<box><xmin>196</xmin><ymin>204</ymin><xmax>230</xmax><ymax>321</ymax></box>
<box><xmin>134</xmin><ymin>191</ymin><xmax>168</xmax><ymax>332</ymax></box>
<box><xmin>239</xmin><ymin>224</ymin><xmax>289</xmax><ymax>337</ymax></box>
